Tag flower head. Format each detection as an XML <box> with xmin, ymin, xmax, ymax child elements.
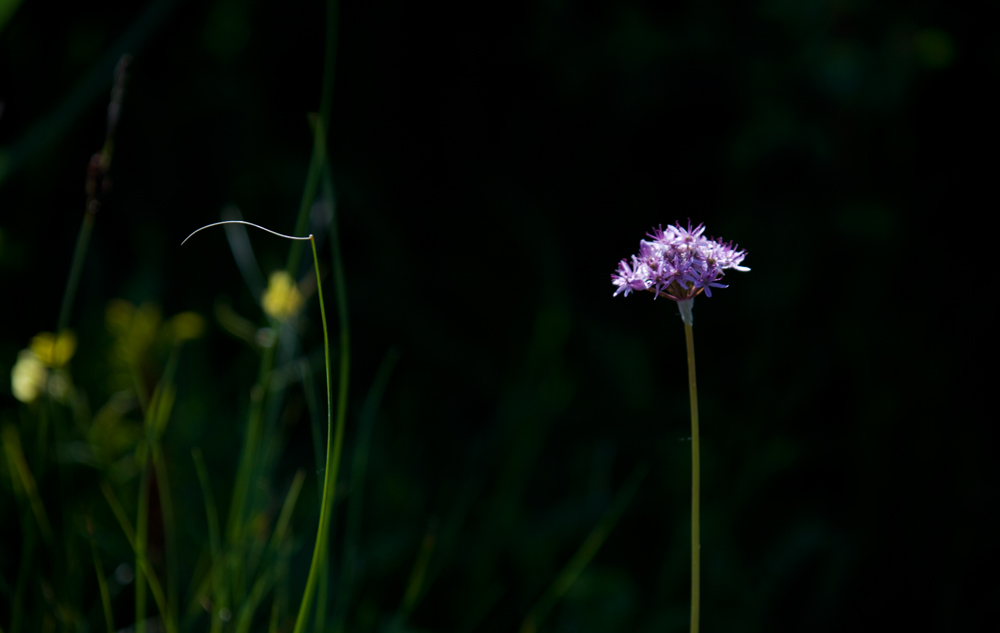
<box><xmin>29</xmin><ymin>331</ymin><xmax>77</xmax><ymax>368</ymax></box>
<box><xmin>611</xmin><ymin>220</ymin><xmax>748</xmax><ymax>309</ymax></box>
<box><xmin>10</xmin><ymin>330</ymin><xmax>79</xmax><ymax>404</ymax></box>
<box><xmin>262</xmin><ymin>271</ymin><xmax>304</xmax><ymax>321</ymax></box>
<box><xmin>11</xmin><ymin>349</ymin><xmax>48</xmax><ymax>403</ymax></box>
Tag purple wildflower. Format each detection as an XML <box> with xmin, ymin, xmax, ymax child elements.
<box><xmin>611</xmin><ymin>220</ymin><xmax>748</xmax><ymax>319</ymax></box>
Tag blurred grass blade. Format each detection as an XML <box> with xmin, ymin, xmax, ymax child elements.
<box><xmin>9</xmin><ymin>496</ymin><xmax>37</xmax><ymax>633</ymax></box>
<box><xmin>182</xmin><ymin>555</ymin><xmax>218</xmax><ymax>622</ymax></box>
<box><xmin>286</xmin><ymin>0</ymin><xmax>338</xmax><ymax>275</ymax></box>
<box><xmin>235</xmin><ymin>568</ymin><xmax>277</xmax><ymax>633</ymax></box>
<box><xmin>236</xmin><ymin>469</ymin><xmax>305</xmax><ymax>633</ymax></box>
<box><xmin>192</xmin><ymin>448</ymin><xmax>222</xmax><ymax>565</ymax></box>
<box><xmin>271</xmin><ymin>470</ymin><xmax>307</xmax><ymax>556</ymax></box>
<box><xmin>396</xmin><ymin>521</ymin><xmax>437</xmax><ymax>627</ymax></box>
<box><xmin>99</xmin><ymin>481</ymin><xmax>175</xmax><ymax>633</ymax></box>
<box><xmin>87</xmin><ymin>519</ymin><xmax>116</xmax><ymax>633</ymax></box>
<box><xmin>151</xmin><ymin>446</ymin><xmax>179</xmax><ymax>622</ymax></box>
<box><xmin>138</xmin><ymin>351</ymin><xmax>180</xmax><ymax>632</ymax></box>
<box><xmin>457</xmin><ymin>583</ymin><xmax>505</xmax><ymax>633</ymax></box>
<box><xmin>332</xmin><ymin>347</ymin><xmax>400</xmax><ymax>632</ymax></box>
<box><xmin>285</xmin><ymin>115</ymin><xmax>327</xmax><ymax>276</ymax></box>
<box><xmin>191</xmin><ymin>447</ymin><xmax>222</xmax><ymax>563</ymax></box>
<box><xmin>268</xmin><ymin>553</ymin><xmax>290</xmax><ymax>633</ymax></box>
<box><xmin>519</xmin><ymin>464</ymin><xmax>649</xmax><ymax>633</ymax></box>
<box><xmin>0</xmin><ymin>0</ymin><xmax>24</xmax><ymax>35</ymax></box>
<box><xmin>58</xmin><ymin>53</ymin><xmax>129</xmax><ymax>334</ymax></box>
<box><xmin>2</xmin><ymin>424</ymin><xmax>54</xmax><ymax>545</ymax></box>
<box><xmin>57</xmin><ymin>213</ymin><xmax>95</xmax><ymax>334</ymax></box>
<box><xmin>214</xmin><ymin>299</ymin><xmax>261</xmax><ymax>347</ymax></box>
<box><xmin>136</xmin><ymin>451</ymin><xmax>150</xmax><ymax>633</ymax></box>
<box><xmin>221</xmin><ymin>205</ymin><xmax>267</xmax><ymax>301</ymax></box>
<box><xmin>299</xmin><ymin>358</ymin><xmax>325</xmax><ymax>494</ymax></box>
<box><xmin>192</xmin><ymin>445</ymin><xmax>223</xmax><ymax>630</ymax></box>
<box><xmin>226</xmin><ymin>341</ymin><xmax>277</xmax><ymax>603</ymax></box>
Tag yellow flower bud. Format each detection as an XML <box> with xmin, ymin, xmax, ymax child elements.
<box><xmin>170</xmin><ymin>311</ymin><xmax>206</xmax><ymax>341</ymax></box>
<box><xmin>29</xmin><ymin>331</ymin><xmax>77</xmax><ymax>368</ymax></box>
<box><xmin>262</xmin><ymin>271</ymin><xmax>304</xmax><ymax>321</ymax></box>
<box><xmin>11</xmin><ymin>350</ymin><xmax>48</xmax><ymax>403</ymax></box>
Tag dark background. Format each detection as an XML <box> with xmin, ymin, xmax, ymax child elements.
<box><xmin>1</xmin><ymin>0</ymin><xmax>997</xmax><ymax>631</ymax></box>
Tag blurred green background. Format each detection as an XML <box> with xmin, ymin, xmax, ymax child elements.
<box><xmin>1</xmin><ymin>0</ymin><xmax>997</xmax><ymax>631</ymax></box>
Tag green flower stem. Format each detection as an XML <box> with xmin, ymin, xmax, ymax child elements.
<box><xmin>684</xmin><ymin>321</ymin><xmax>700</xmax><ymax>633</ymax></box>
<box><xmin>292</xmin><ymin>236</ymin><xmax>345</xmax><ymax>633</ymax></box>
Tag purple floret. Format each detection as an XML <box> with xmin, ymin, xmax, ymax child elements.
<box><xmin>611</xmin><ymin>256</ymin><xmax>653</xmax><ymax>297</ymax></box>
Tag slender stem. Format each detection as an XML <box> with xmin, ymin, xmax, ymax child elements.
<box><xmin>57</xmin><ymin>54</ymin><xmax>129</xmax><ymax>332</ymax></box>
<box><xmin>87</xmin><ymin>519</ymin><xmax>116</xmax><ymax>633</ymax></box>
<box><xmin>333</xmin><ymin>348</ymin><xmax>399</xmax><ymax>633</ymax></box>
<box><xmin>235</xmin><ymin>470</ymin><xmax>305</xmax><ymax>633</ymax></box>
<box><xmin>100</xmin><ymin>482</ymin><xmax>173</xmax><ymax>633</ymax></box>
<box><xmin>152</xmin><ymin>444</ymin><xmax>179</xmax><ymax>621</ymax></box>
<box><xmin>2</xmin><ymin>425</ymin><xmax>54</xmax><ymax>544</ymax></box>
<box><xmin>291</xmin><ymin>236</ymin><xmax>339</xmax><ymax>633</ymax></box>
<box><xmin>57</xmin><ymin>211</ymin><xmax>95</xmax><ymax>333</ymax></box>
<box><xmin>10</xmin><ymin>513</ymin><xmax>34</xmax><ymax>633</ymax></box>
<box><xmin>136</xmin><ymin>453</ymin><xmax>150</xmax><ymax>633</ymax></box>
<box><xmin>226</xmin><ymin>339</ymin><xmax>277</xmax><ymax>604</ymax></box>
<box><xmin>192</xmin><ymin>448</ymin><xmax>223</xmax><ymax>633</ymax></box>
<box><xmin>684</xmin><ymin>321</ymin><xmax>700</xmax><ymax>633</ymax></box>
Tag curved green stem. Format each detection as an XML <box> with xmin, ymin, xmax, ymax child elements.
<box><xmin>684</xmin><ymin>321</ymin><xmax>700</xmax><ymax>633</ymax></box>
<box><xmin>292</xmin><ymin>236</ymin><xmax>345</xmax><ymax>633</ymax></box>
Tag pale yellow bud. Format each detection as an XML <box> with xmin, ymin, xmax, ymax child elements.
<box><xmin>11</xmin><ymin>350</ymin><xmax>48</xmax><ymax>403</ymax></box>
<box><xmin>170</xmin><ymin>311</ymin><xmax>206</xmax><ymax>341</ymax></box>
<box><xmin>29</xmin><ymin>331</ymin><xmax>77</xmax><ymax>368</ymax></box>
<box><xmin>262</xmin><ymin>271</ymin><xmax>304</xmax><ymax>321</ymax></box>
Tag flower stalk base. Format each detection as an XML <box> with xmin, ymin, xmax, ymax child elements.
<box><xmin>684</xmin><ymin>320</ymin><xmax>700</xmax><ymax>633</ymax></box>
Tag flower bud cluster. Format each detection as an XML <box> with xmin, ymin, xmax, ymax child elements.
<box><xmin>611</xmin><ymin>221</ymin><xmax>749</xmax><ymax>301</ymax></box>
